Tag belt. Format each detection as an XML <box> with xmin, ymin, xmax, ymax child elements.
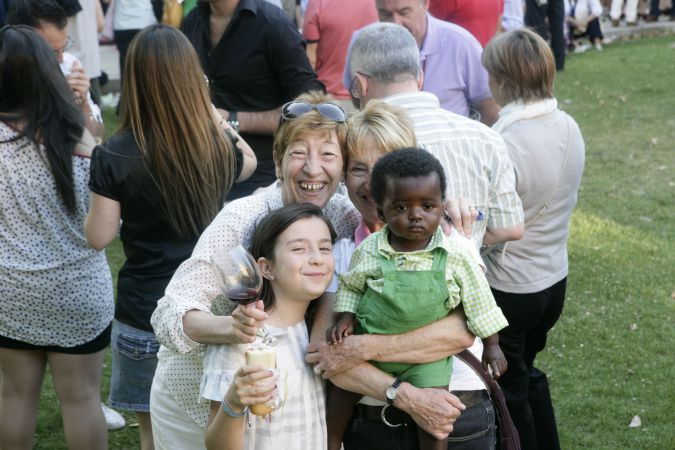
<box><xmin>353</xmin><ymin>403</ymin><xmax>413</xmax><ymax>427</ymax></box>
<box><xmin>451</xmin><ymin>390</ymin><xmax>488</xmax><ymax>409</ymax></box>
<box><xmin>352</xmin><ymin>390</ymin><xmax>487</xmax><ymax>428</ymax></box>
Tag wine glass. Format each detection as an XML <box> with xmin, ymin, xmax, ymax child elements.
<box><xmin>211</xmin><ymin>245</ymin><xmax>276</xmax><ymax>346</ymax></box>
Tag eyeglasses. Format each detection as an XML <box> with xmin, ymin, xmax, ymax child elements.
<box><xmin>54</xmin><ymin>35</ymin><xmax>75</xmax><ymax>56</ymax></box>
<box><xmin>280</xmin><ymin>101</ymin><xmax>347</xmax><ymax>123</ymax></box>
<box><xmin>349</xmin><ymin>72</ymin><xmax>370</xmax><ymax>100</ymax></box>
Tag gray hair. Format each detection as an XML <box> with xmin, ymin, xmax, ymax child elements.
<box><xmin>350</xmin><ymin>22</ymin><xmax>420</xmax><ymax>85</ymax></box>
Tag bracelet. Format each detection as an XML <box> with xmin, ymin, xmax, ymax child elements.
<box><xmin>221</xmin><ymin>398</ymin><xmax>248</xmax><ymax>418</ymax></box>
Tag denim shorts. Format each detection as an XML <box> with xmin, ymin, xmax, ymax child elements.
<box><xmin>109</xmin><ymin>320</ymin><xmax>160</xmax><ymax>412</ymax></box>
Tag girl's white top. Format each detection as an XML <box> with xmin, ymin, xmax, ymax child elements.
<box><xmin>201</xmin><ymin>321</ymin><xmax>327</xmax><ymax>450</ymax></box>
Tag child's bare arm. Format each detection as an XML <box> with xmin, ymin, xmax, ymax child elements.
<box><xmin>326</xmin><ymin>312</ymin><xmax>356</xmax><ymax>344</ymax></box>
<box><xmin>481</xmin><ymin>334</ymin><xmax>507</xmax><ymax>379</ymax></box>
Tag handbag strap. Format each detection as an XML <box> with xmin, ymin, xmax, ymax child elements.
<box><xmin>456</xmin><ymin>349</ymin><xmax>522</xmax><ymax>450</ymax></box>
<box><xmin>456</xmin><ymin>349</ymin><xmax>498</xmax><ymax>392</ymax></box>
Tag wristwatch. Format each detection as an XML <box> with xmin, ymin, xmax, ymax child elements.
<box><xmin>385</xmin><ymin>378</ymin><xmax>402</xmax><ymax>405</ymax></box>
<box><xmin>227</xmin><ymin>111</ymin><xmax>239</xmax><ymax>133</ymax></box>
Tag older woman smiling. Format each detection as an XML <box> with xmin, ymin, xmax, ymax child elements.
<box><xmin>148</xmin><ymin>91</ymin><xmax>359</xmax><ymax>449</ymax></box>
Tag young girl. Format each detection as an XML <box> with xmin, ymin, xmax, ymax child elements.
<box><xmin>201</xmin><ymin>203</ymin><xmax>336</xmax><ymax>450</ymax></box>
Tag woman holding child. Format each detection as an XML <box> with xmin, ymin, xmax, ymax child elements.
<box><xmin>150</xmin><ymin>93</ymin><xmax>473</xmax><ymax>449</ymax></box>
<box><xmin>148</xmin><ymin>91</ymin><xmax>359</xmax><ymax>448</ymax></box>
<box><xmin>315</xmin><ymin>102</ymin><xmax>507</xmax><ymax>450</ymax></box>
<box><xmin>482</xmin><ymin>29</ymin><xmax>586</xmax><ymax>450</ymax></box>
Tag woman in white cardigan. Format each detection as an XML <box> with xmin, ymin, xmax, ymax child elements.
<box><xmin>481</xmin><ymin>29</ymin><xmax>586</xmax><ymax>450</ymax></box>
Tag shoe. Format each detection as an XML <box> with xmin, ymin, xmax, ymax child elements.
<box><xmin>574</xmin><ymin>44</ymin><xmax>590</xmax><ymax>53</ymax></box>
<box><xmin>626</xmin><ymin>21</ymin><xmax>638</xmax><ymax>26</ymax></box>
<box><xmin>101</xmin><ymin>404</ymin><xmax>126</xmax><ymax>431</ymax></box>
<box><xmin>645</xmin><ymin>14</ymin><xmax>658</xmax><ymax>22</ymax></box>
<box><xmin>100</xmin><ymin>92</ymin><xmax>120</xmax><ymax>108</ymax></box>
<box><xmin>594</xmin><ymin>42</ymin><xmax>603</xmax><ymax>51</ymax></box>
<box><xmin>611</xmin><ymin>19</ymin><xmax>620</xmax><ymax>27</ymax></box>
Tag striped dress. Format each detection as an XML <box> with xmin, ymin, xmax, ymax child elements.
<box><xmin>200</xmin><ymin>320</ymin><xmax>326</xmax><ymax>450</ymax></box>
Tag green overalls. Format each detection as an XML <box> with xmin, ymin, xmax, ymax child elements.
<box><xmin>355</xmin><ymin>247</ymin><xmax>453</xmax><ymax>387</ymax></box>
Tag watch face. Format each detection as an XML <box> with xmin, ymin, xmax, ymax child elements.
<box><xmin>386</xmin><ymin>386</ymin><xmax>397</xmax><ymax>400</ymax></box>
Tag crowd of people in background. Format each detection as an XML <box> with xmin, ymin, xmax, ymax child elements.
<box><xmin>11</xmin><ymin>0</ymin><xmax>669</xmax><ymax>448</ymax></box>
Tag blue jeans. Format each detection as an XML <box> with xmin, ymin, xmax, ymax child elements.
<box><xmin>109</xmin><ymin>320</ymin><xmax>159</xmax><ymax>412</ymax></box>
<box><xmin>342</xmin><ymin>390</ymin><xmax>496</xmax><ymax>450</ymax></box>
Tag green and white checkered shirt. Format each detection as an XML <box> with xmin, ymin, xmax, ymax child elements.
<box><xmin>336</xmin><ymin>226</ymin><xmax>508</xmax><ymax>339</ymax></box>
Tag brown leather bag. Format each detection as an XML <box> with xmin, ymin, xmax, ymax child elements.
<box><xmin>456</xmin><ymin>350</ymin><xmax>521</xmax><ymax>450</ymax></box>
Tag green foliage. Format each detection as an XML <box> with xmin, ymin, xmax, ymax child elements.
<box><xmin>33</xmin><ymin>36</ymin><xmax>675</xmax><ymax>449</ymax></box>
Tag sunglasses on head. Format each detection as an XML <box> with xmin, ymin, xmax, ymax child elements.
<box><xmin>280</xmin><ymin>101</ymin><xmax>347</xmax><ymax>123</ymax></box>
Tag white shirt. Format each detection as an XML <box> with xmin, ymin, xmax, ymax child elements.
<box><xmin>201</xmin><ymin>321</ymin><xmax>327</xmax><ymax>450</ymax></box>
<box><xmin>0</xmin><ymin>122</ymin><xmax>114</xmax><ymax>346</ymax></box>
<box><xmin>66</xmin><ymin>0</ymin><xmax>101</xmax><ymax>78</ymax></box>
<box><xmin>60</xmin><ymin>52</ymin><xmax>102</xmax><ymax>124</ymax></box>
<box><xmin>485</xmin><ymin>107</ymin><xmax>585</xmax><ymax>293</ymax></box>
<box><xmin>151</xmin><ymin>186</ymin><xmax>359</xmax><ymax>427</ymax></box>
<box><xmin>113</xmin><ymin>0</ymin><xmax>158</xmax><ymax>31</ymax></box>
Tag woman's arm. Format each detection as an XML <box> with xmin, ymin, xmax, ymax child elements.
<box><xmin>212</xmin><ymin>104</ymin><xmax>257</xmax><ymax>182</ymax></box>
<box><xmin>183</xmin><ymin>301</ymin><xmax>267</xmax><ymax>346</ymax></box>
<box><xmin>307</xmin><ymin>308</ymin><xmax>475</xmax><ymax>378</ymax></box>
<box><xmin>329</xmin><ymin>363</ymin><xmax>465</xmax><ymax>439</ymax></box>
<box><xmin>84</xmin><ymin>192</ymin><xmax>121</xmax><ymax>250</ymax></box>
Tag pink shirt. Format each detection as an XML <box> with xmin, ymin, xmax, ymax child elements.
<box><xmin>303</xmin><ymin>0</ymin><xmax>377</xmax><ymax>99</ymax></box>
<box><xmin>429</xmin><ymin>0</ymin><xmax>504</xmax><ymax>47</ymax></box>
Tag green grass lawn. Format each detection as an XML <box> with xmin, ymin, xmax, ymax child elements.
<box><xmin>32</xmin><ymin>35</ymin><xmax>675</xmax><ymax>449</ymax></box>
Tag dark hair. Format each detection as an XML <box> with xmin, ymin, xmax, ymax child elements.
<box><xmin>370</xmin><ymin>147</ymin><xmax>447</xmax><ymax>206</ymax></box>
<box><xmin>6</xmin><ymin>0</ymin><xmax>68</xmax><ymax>29</ymax></box>
<box><xmin>0</xmin><ymin>25</ymin><xmax>84</xmax><ymax>212</ymax></box>
<box><xmin>249</xmin><ymin>203</ymin><xmax>337</xmax><ymax>312</ymax></box>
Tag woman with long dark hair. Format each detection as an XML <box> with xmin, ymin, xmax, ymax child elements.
<box><xmin>84</xmin><ymin>24</ymin><xmax>255</xmax><ymax>450</ymax></box>
<box><xmin>0</xmin><ymin>25</ymin><xmax>114</xmax><ymax>449</ymax></box>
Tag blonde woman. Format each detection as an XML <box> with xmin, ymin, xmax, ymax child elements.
<box><xmin>482</xmin><ymin>28</ymin><xmax>585</xmax><ymax>450</ymax></box>
<box><xmin>84</xmin><ymin>25</ymin><xmax>255</xmax><ymax>450</ymax></box>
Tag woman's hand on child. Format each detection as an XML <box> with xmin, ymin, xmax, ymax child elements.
<box><xmin>226</xmin><ymin>364</ymin><xmax>277</xmax><ymax>411</ymax></box>
<box><xmin>231</xmin><ymin>300</ymin><xmax>267</xmax><ymax>344</ymax></box>
<box><xmin>482</xmin><ymin>344</ymin><xmax>508</xmax><ymax>380</ymax></box>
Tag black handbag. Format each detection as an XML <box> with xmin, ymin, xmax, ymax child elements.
<box><xmin>456</xmin><ymin>350</ymin><xmax>521</xmax><ymax>450</ymax></box>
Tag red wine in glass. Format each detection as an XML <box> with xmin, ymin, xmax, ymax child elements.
<box><xmin>211</xmin><ymin>245</ymin><xmax>276</xmax><ymax>345</ymax></box>
<box><xmin>226</xmin><ymin>287</ymin><xmax>260</xmax><ymax>306</ymax></box>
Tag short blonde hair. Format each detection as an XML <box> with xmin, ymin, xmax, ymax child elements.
<box><xmin>273</xmin><ymin>91</ymin><xmax>348</xmax><ymax>163</ymax></box>
<box><xmin>482</xmin><ymin>28</ymin><xmax>555</xmax><ymax>103</ymax></box>
<box><xmin>346</xmin><ymin>100</ymin><xmax>417</xmax><ymax>168</ymax></box>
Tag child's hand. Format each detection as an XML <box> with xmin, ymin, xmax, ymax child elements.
<box><xmin>326</xmin><ymin>312</ymin><xmax>355</xmax><ymax>344</ymax></box>
<box><xmin>225</xmin><ymin>365</ymin><xmax>276</xmax><ymax>411</ymax></box>
<box><xmin>482</xmin><ymin>343</ymin><xmax>507</xmax><ymax>380</ymax></box>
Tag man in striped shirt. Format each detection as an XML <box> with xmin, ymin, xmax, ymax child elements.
<box><xmin>340</xmin><ymin>21</ymin><xmax>525</xmax><ymax>450</ymax></box>
<box><xmin>348</xmin><ymin>22</ymin><xmax>524</xmax><ymax>249</ymax></box>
